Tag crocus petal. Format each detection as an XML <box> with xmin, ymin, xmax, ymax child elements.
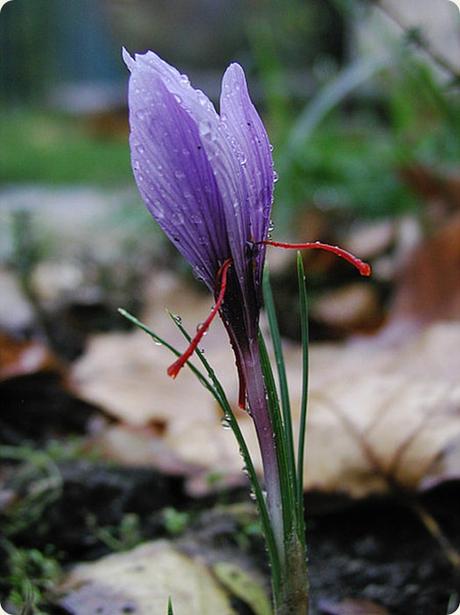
<box><xmin>126</xmin><ymin>60</ymin><xmax>231</xmax><ymax>287</ymax></box>
<box><xmin>124</xmin><ymin>49</ymin><xmax>251</xmax><ymax>289</ymax></box>
<box><xmin>220</xmin><ymin>63</ymin><xmax>275</xmax><ymax>253</ymax></box>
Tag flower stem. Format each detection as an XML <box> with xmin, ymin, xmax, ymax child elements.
<box><xmin>242</xmin><ymin>337</ymin><xmax>285</xmax><ymax>561</ymax></box>
<box><xmin>275</xmin><ymin>536</ymin><xmax>309</xmax><ymax>615</ymax></box>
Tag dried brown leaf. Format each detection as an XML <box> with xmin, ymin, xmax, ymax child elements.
<box><xmin>73</xmin><ymin>308</ymin><xmax>460</xmax><ymax>499</ymax></box>
<box><xmin>56</xmin><ymin>540</ymin><xmax>236</xmax><ymax>615</ymax></box>
<box><xmin>390</xmin><ymin>214</ymin><xmax>460</xmax><ymax>325</ymax></box>
<box><xmin>0</xmin><ymin>332</ymin><xmax>59</xmax><ymax>382</ymax></box>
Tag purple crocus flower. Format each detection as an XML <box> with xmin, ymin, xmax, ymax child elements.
<box><xmin>124</xmin><ymin>49</ymin><xmax>285</xmax><ymax>544</ymax></box>
<box><xmin>124</xmin><ymin>50</ymin><xmax>371</xmax><ymax>554</ymax></box>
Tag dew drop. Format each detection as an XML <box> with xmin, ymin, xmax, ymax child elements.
<box><xmin>154</xmin><ymin>340</ymin><xmax>162</xmax><ymax>346</ymax></box>
<box><xmin>180</xmin><ymin>74</ymin><xmax>190</xmax><ymax>85</ymax></box>
<box><xmin>221</xmin><ymin>418</ymin><xmax>231</xmax><ymax>430</ymax></box>
<box><xmin>174</xmin><ymin>94</ymin><xmax>182</xmax><ymax>104</ymax></box>
<box><xmin>172</xmin><ymin>314</ymin><xmax>182</xmax><ymax>324</ymax></box>
<box><xmin>196</xmin><ymin>90</ymin><xmax>208</xmax><ymax>106</ymax></box>
<box><xmin>174</xmin><ymin>170</ymin><xmax>186</xmax><ymax>180</ymax></box>
<box><xmin>199</xmin><ymin>120</ymin><xmax>212</xmax><ymax>138</ymax></box>
<box><xmin>273</xmin><ymin>170</ymin><xmax>279</xmax><ymax>183</ymax></box>
<box><xmin>173</xmin><ymin>211</ymin><xmax>184</xmax><ymax>225</ymax></box>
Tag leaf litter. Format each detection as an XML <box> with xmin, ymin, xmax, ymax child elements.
<box><xmin>71</xmin><ymin>274</ymin><xmax>460</xmax><ymax>500</ymax></box>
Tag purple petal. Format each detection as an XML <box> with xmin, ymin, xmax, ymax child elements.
<box><xmin>126</xmin><ymin>54</ymin><xmax>232</xmax><ymax>287</ymax></box>
<box><xmin>220</xmin><ymin>63</ymin><xmax>275</xmax><ymax>249</ymax></box>
<box><xmin>125</xmin><ymin>50</ymin><xmax>251</xmax><ymax>288</ymax></box>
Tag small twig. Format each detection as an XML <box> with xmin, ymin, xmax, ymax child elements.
<box><xmin>375</xmin><ymin>1</ymin><xmax>460</xmax><ymax>82</ymax></box>
<box><xmin>410</xmin><ymin>500</ymin><xmax>460</xmax><ymax>573</ymax></box>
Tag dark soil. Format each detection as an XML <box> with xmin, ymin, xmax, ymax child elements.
<box><xmin>1</xmin><ymin>449</ymin><xmax>459</xmax><ymax>614</ymax></box>
<box><xmin>308</xmin><ymin>486</ymin><xmax>460</xmax><ymax>614</ymax></box>
<box><xmin>1</xmin><ymin>310</ymin><xmax>458</xmax><ymax>614</ymax></box>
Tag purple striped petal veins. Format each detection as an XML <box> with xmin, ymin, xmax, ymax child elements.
<box><xmin>125</xmin><ymin>50</ymin><xmax>285</xmax><ymax>551</ymax></box>
<box><xmin>124</xmin><ymin>50</ymin><xmax>372</xmax><ymax>562</ymax></box>
<box><xmin>124</xmin><ymin>49</ymin><xmax>276</xmax><ymax>401</ymax></box>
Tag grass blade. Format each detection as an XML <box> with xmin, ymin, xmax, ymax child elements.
<box><xmin>262</xmin><ymin>267</ymin><xmax>297</xmax><ymax>493</ymax></box>
<box><xmin>167</xmin><ymin>597</ymin><xmax>174</xmax><ymax>615</ymax></box>
<box><xmin>120</xmin><ymin>306</ymin><xmax>283</xmax><ymax>597</ymax></box>
<box><xmin>296</xmin><ymin>253</ymin><xmax>309</xmax><ymax>534</ymax></box>
<box><xmin>118</xmin><ymin>309</ymin><xmax>216</xmax><ymax>399</ymax></box>
<box><xmin>258</xmin><ymin>329</ymin><xmax>297</xmax><ymax>546</ymax></box>
<box><xmin>165</xmin><ymin>311</ymin><xmax>282</xmax><ymax>595</ymax></box>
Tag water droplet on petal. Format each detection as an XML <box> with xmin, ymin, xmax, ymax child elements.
<box><xmin>173</xmin><ymin>211</ymin><xmax>184</xmax><ymax>225</ymax></box>
<box><xmin>196</xmin><ymin>90</ymin><xmax>208</xmax><ymax>106</ymax></box>
<box><xmin>199</xmin><ymin>120</ymin><xmax>212</xmax><ymax>138</ymax></box>
<box><xmin>273</xmin><ymin>170</ymin><xmax>279</xmax><ymax>183</ymax></box>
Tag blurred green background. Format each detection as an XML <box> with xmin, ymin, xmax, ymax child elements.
<box><xmin>1</xmin><ymin>0</ymin><xmax>459</xmax><ymax>222</ymax></box>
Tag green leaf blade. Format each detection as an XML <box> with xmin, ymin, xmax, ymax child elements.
<box><xmin>296</xmin><ymin>252</ymin><xmax>309</xmax><ymax>539</ymax></box>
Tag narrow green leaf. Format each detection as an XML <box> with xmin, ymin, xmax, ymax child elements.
<box><xmin>120</xmin><ymin>306</ymin><xmax>283</xmax><ymax>599</ymax></box>
<box><xmin>165</xmin><ymin>311</ymin><xmax>282</xmax><ymax>597</ymax></box>
<box><xmin>296</xmin><ymin>253</ymin><xmax>309</xmax><ymax>536</ymax></box>
<box><xmin>258</xmin><ymin>330</ymin><xmax>297</xmax><ymax>546</ymax></box>
<box><xmin>167</xmin><ymin>597</ymin><xmax>174</xmax><ymax>615</ymax></box>
<box><xmin>262</xmin><ymin>267</ymin><xmax>297</xmax><ymax>497</ymax></box>
<box><xmin>118</xmin><ymin>308</ymin><xmax>215</xmax><ymax>399</ymax></box>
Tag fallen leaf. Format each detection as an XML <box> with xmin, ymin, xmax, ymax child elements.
<box><xmin>0</xmin><ymin>332</ymin><xmax>59</xmax><ymax>382</ymax></box>
<box><xmin>310</xmin><ymin>283</ymin><xmax>382</xmax><ymax>335</ymax></box>
<box><xmin>55</xmin><ymin>540</ymin><xmax>236</xmax><ymax>615</ymax></box>
<box><xmin>343</xmin><ymin>220</ymin><xmax>395</xmax><ymax>261</ymax></box>
<box><xmin>0</xmin><ymin>332</ymin><xmax>105</xmax><ymax>443</ymax></box>
<box><xmin>213</xmin><ymin>561</ymin><xmax>272</xmax><ymax>615</ymax></box>
<box><xmin>390</xmin><ymin>213</ymin><xmax>460</xmax><ymax>326</ymax></box>
<box><xmin>73</xmin><ymin>309</ymin><xmax>460</xmax><ymax>499</ymax></box>
<box><xmin>400</xmin><ymin>164</ymin><xmax>460</xmax><ymax>214</ymax></box>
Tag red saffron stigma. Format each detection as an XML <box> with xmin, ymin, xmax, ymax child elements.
<box><xmin>262</xmin><ymin>240</ymin><xmax>372</xmax><ymax>277</ymax></box>
<box><xmin>167</xmin><ymin>258</ymin><xmax>233</xmax><ymax>378</ymax></box>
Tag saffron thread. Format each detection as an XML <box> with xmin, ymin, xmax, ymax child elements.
<box><xmin>167</xmin><ymin>258</ymin><xmax>233</xmax><ymax>378</ymax></box>
<box><xmin>262</xmin><ymin>240</ymin><xmax>372</xmax><ymax>277</ymax></box>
